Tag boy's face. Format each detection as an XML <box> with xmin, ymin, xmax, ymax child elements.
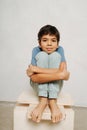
<box><xmin>39</xmin><ymin>34</ymin><xmax>58</xmax><ymax>54</ymax></box>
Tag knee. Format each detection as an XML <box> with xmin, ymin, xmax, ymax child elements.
<box><xmin>49</xmin><ymin>52</ymin><xmax>61</xmax><ymax>59</ymax></box>
<box><xmin>49</xmin><ymin>52</ymin><xmax>61</xmax><ymax>64</ymax></box>
<box><xmin>35</xmin><ymin>51</ymin><xmax>48</xmax><ymax>61</ymax></box>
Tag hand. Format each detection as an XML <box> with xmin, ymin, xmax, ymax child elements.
<box><xmin>28</xmin><ymin>64</ymin><xmax>37</xmax><ymax>73</ymax></box>
<box><xmin>60</xmin><ymin>70</ymin><xmax>70</xmax><ymax>80</ymax></box>
<box><xmin>26</xmin><ymin>64</ymin><xmax>39</xmax><ymax>77</ymax></box>
<box><xmin>26</xmin><ymin>65</ymin><xmax>34</xmax><ymax>77</ymax></box>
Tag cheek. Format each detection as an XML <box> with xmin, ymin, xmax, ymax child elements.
<box><xmin>56</xmin><ymin>44</ymin><xmax>59</xmax><ymax>48</ymax></box>
<box><xmin>41</xmin><ymin>43</ymin><xmax>46</xmax><ymax>47</ymax></box>
<box><xmin>39</xmin><ymin>45</ymin><xmax>45</xmax><ymax>50</ymax></box>
<box><xmin>54</xmin><ymin>44</ymin><xmax>58</xmax><ymax>48</ymax></box>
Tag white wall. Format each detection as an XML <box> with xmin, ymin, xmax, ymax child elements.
<box><xmin>0</xmin><ymin>0</ymin><xmax>87</xmax><ymax>106</ymax></box>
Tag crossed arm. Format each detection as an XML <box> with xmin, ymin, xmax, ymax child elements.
<box><xmin>26</xmin><ymin>62</ymin><xmax>70</xmax><ymax>83</ymax></box>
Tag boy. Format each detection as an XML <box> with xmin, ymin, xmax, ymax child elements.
<box><xmin>26</xmin><ymin>25</ymin><xmax>70</xmax><ymax>123</ymax></box>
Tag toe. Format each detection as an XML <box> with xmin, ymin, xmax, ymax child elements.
<box><xmin>36</xmin><ymin>114</ymin><xmax>41</xmax><ymax>123</ymax></box>
<box><xmin>31</xmin><ymin>112</ymin><xmax>37</xmax><ymax>122</ymax></box>
<box><xmin>51</xmin><ymin>115</ymin><xmax>56</xmax><ymax>123</ymax></box>
<box><xmin>56</xmin><ymin>113</ymin><xmax>63</xmax><ymax>123</ymax></box>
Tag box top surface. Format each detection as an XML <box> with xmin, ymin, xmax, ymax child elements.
<box><xmin>17</xmin><ymin>88</ymin><xmax>74</xmax><ymax>106</ymax></box>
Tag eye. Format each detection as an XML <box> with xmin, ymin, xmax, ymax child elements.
<box><xmin>42</xmin><ymin>39</ymin><xmax>47</xmax><ymax>42</ymax></box>
<box><xmin>52</xmin><ymin>39</ymin><xmax>57</xmax><ymax>42</ymax></box>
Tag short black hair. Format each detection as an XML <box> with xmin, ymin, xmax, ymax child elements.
<box><xmin>38</xmin><ymin>25</ymin><xmax>60</xmax><ymax>42</ymax></box>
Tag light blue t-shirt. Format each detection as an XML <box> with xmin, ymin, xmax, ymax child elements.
<box><xmin>31</xmin><ymin>46</ymin><xmax>66</xmax><ymax>65</ymax></box>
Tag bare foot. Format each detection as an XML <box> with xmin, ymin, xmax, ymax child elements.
<box><xmin>49</xmin><ymin>99</ymin><xmax>63</xmax><ymax>123</ymax></box>
<box><xmin>30</xmin><ymin>97</ymin><xmax>48</xmax><ymax>123</ymax></box>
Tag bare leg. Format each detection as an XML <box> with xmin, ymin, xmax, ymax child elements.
<box><xmin>49</xmin><ymin>99</ymin><xmax>63</xmax><ymax>123</ymax></box>
<box><xmin>30</xmin><ymin>97</ymin><xmax>48</xmax><ymax>123</ymax></box>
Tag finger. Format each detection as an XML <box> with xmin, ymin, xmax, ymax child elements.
<box><xmin>28</xmin><ymin>64</ymin><xmax>31</xmax><ymax>68</ymax></box>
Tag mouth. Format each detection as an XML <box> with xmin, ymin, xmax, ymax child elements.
<box><xmin>46</xmin><ymin>48</ymin><xmax>52</xmax><ymax>51</ymax></box>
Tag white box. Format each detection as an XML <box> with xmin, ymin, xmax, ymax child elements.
<box><xmin>14</xmin><ymin>104</ymin><xmax>74</xmax><ymax>130</ymax></box>
<box><xmin>14</xmin><ymin>88</ymin><xmax>74</xmax><ymax>130</ymax></box>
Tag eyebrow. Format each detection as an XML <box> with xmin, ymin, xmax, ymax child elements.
<box><xmin>42</xmin><ymin>37</ymin><xmax>57</xmax><ymax>40</ymax></box>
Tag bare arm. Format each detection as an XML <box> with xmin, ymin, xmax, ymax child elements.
<box><xmin>27</xmin><ymin>64</ymin><xmax>59</xmax><ymax>75</ymax></box>
<box><xmin>30</xmin><ymin>71</ymin><xmax>70</xmax><ymax>83</ymax></box>
<box><xmin>26</xmin><ymin>62</ymin><xmax>70</xmax><ymax>83</ymax></box>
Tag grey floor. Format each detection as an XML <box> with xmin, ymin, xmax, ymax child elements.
<box><xmin>0</xmin><ymin>102</ymin><xmax>87</xmax><ymax>130</ymax></box>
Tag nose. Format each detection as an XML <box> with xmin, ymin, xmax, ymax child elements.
<box><xmin>47</xmin><ymin>41</ymin><xmax>52</xmax><ymax>46</ymax></box>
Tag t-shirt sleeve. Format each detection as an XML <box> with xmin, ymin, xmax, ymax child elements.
<box><xmin>31</xmin><ymin>48</ymin><xmax>37</xmax><ymax>65</ymax></box>
<box><xmin>58</xmin><ymin>46</ymin><xmax>66</xmax><ymax>62</ymax></box>
<box><xmin>31</xmin><ymin>46</ymin><xmax>40</xmax><ymax>65</ymax></box>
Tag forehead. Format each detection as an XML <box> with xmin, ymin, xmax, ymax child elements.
<box><xmin>41</xmin><ymin>34</ymin><xmax>57</xmax><ymax>39</ymax></box>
